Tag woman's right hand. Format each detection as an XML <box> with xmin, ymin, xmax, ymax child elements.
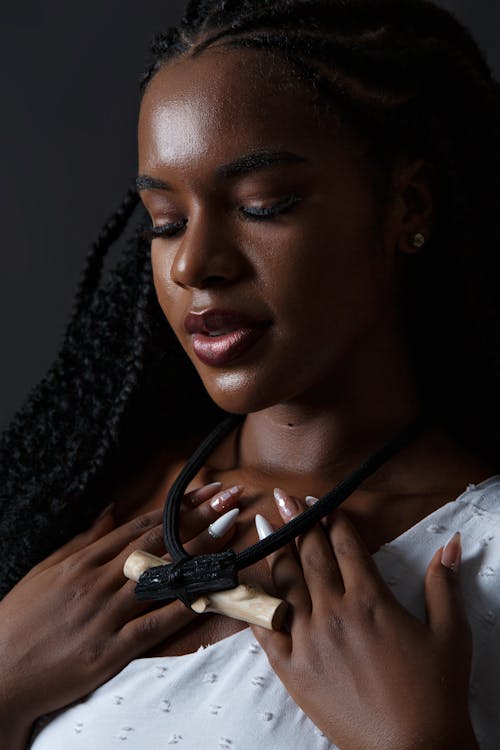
<box><xmin>0</xmin><ymin>481</ymin><xmax>243</xmax><ymax>736</ymax></box>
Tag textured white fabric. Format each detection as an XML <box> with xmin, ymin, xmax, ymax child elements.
<box><xmin>29</xmin><ymin>475</ymin><xmax>500</xmax><ymax>750</ymax></box>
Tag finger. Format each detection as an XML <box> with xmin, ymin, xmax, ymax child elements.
<box><xmin>184</xmin><ymin>509</ymin><xmax>239</xmax><ymax>556</ymax></box>
<box><xmin>328</xmin><ymin>508</ymin><xmax>388</xmax><ymax>596</ymax></box>
<box><xmin>27</xmin><ymin>484</ymin><xmax>239</xmax><ymax>579</ymax></box>
<box><xmin>424</xmin><ymin>534</ymin><xmax>471</xmax><ymax>648</ymax></box>
<box><xmin>184</xmin><ymin>481</ymin><xmax>223</xmax><ymax>507</ymax></box>
<box><xmin>255</xmin><ymin>506</ymin><xmax>311</xmax><ymax>629</ymax></box>
<box><xmin>77</xmin><ymin>482</ymin><xmax>240</xmax><ymax>566</ymax></box>
<box><xmin>83</xmin><ymin>508</ymin><xmax>166</xmax><ymax>564</ymax></box>
<box><xmin>305</xmin><ymin>495</ymin><xmax>332</xmax><ymax>529</ymax></box>
<box><xmin>177</xmin><ymin>484</ymin><xmax>244</xmax><ymax>543</ymax></box>
<box><xmin>47</xmin><ymin>519</ymin><xmax>172</xmax><ymax>632</ymax></box>
<box><xmin>274</xmin><ymin>488</ymin><xmax>344</xmax><ymax>605</ymax></box>
<box><xmin>114</xmin><ymin>521</ymin><xmax>170</xmax><ymax>572</ymax></box>
<box><xmin>250</xmin><ymin>622</ymin><xmax>291</xmax><ymax>665</ymax></box>
<box><xmin>251</xmin><ymin>516</ymin><xmax>293</xmax><ymax>658</ymax></box>
<box><xmin>105</xmin><ymin>551</ymin><xmax>173</xmax><ymax>625</ymax></box>
<box><xmin>23</xmin><ymin>505</ymin><xmax>116</xmax><ymax>579</ymax></box>
<box><xmin>117</xmin><ymin>597</ymin><xmax>200</xmax><ymax>659</ymax></box>
<box><xmin>117</xmin><ymin>506</ymin><xmax>240</xmax><ymax>570</ymax></box>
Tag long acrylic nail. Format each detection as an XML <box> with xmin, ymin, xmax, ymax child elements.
<box><xmin>189</xmin><ymin>481</ymin><xmax>223</xmax><ymax>507</ymax></box>
<box><xmin>208</xmin><ymin>508</ymin><xmax>240</xmax><ymax>538</ymax></box>
<box><xmin>305</xmin><ymin>495</ymin><xmax>319</xmax><ymax>506</ymax></box>
<box><xmin>255</xmin><ymin>513</ymin><xmax>274</xmax><ymax>540</ymax></box>
<box><xmin>441</xmin><ymin>531</ymin><xmax>461</xmax><ymax>571</ymax></box>
<box><xmin>273</xmin><ymin>487</ymin><xmax>299</xmax><ymax>519</ymax></box>
<box><xmin>209</xmin><ymin>484</ymin><xmax>244</xmax><ymax>512</ymax></box>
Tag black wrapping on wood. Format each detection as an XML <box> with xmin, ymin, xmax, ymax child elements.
<box><xmin>134</xmin><ymin>549</ymin><xmax>238</xmax><ymax>608</ymax></box>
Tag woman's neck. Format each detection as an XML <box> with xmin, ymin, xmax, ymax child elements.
<box><xmin>209</xmin><ymin>358</ymin><xmax>422</xmax><ymax>490</ymax></box>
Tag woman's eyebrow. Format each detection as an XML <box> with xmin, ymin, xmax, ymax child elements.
<box><xmin>136</xmin><ymin>149</ymin><xmax>308</xmax><ymax>192</ymax></box>
<box><xmin>216</xmin><ymin>149</ymin><xmax>308</xmax><ymax>177</ymax></box>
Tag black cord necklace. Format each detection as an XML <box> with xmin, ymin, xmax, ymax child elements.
<box><xmin>135</xmin><ymin>412</ymin><xmax>430</xmax><ymax>608</ymax></box>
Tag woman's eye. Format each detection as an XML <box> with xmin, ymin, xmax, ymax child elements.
<box><xmin>141</xmin><ymin>194</ymin><xmax>302</xmax><ymax>242</ymax></box>
<box><xmin>141</xmin><ymin>218</ymin><xmax>187</xmax><ymax>242</ymax></box>
<box><xmin>239</xmin><ymin>194</ymin><xmax>302</xmax><ymax>220</ymax></box>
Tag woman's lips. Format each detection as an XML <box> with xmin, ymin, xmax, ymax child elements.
<box><xmin>191</xmin><ymin>324</ymin><xmax>270</xmax><ymax>365</ymax></box>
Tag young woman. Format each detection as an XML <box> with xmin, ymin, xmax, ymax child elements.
<box><xmin>1</xmin><ymin>1</ymin><xmax>499</xmax><ymax>748</ymax></box>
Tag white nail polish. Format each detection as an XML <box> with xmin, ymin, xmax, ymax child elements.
<box><xmin>305</xmin><ymin>495</ymin><xmax>319</xmax><ymax>506</ymax></box>
<box><xmin>255</xmin><ymin>513</ymin><xmax>274</xmax><ymax>540</ymax></box>
<box><xmin>208</xmin><ymin>508</ymin><xmax>240</xmax><ymax>538</ymax></box>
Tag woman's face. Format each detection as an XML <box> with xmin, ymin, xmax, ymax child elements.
<box><xmin>138</xmin><ymin>46</ymin><xmax>402</xmax><ymax>415</ymax></box>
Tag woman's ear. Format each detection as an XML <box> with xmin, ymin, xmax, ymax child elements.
<box><xmin>389</xmin><ymin>157</ymin><xmax>437</xmax><ymax>255</ymax></box>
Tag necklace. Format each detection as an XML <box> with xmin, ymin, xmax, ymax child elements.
<box><xmin>135</xmin><ymin>411</ymin><xmax>430</xmax><ymax>608</ymax></box>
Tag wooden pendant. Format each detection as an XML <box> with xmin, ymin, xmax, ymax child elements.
<box><xmin>124</xmin><ymin>550</ymin><xmax>288</xmax><ymax>631</ymax></box>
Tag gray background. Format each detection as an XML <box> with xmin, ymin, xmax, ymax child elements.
<box><xmin>1</xmin><ymin>1</ymin><xmax>499</xmax><ymax>431</ymax></box>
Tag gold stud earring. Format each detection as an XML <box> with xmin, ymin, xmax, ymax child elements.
<box><xmin>412</xmin><ymin>232</ymin><xmax>426</xmax><ymax>248</ymax></box>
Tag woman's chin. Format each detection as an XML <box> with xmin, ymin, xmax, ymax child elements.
<box><xmin>203</xmin><ymin>390</ymin><xmax>268</xmax><ymax>416</ymax></box>
<box><xmin>200</xmin><ymin>379</ymin><xmax>283</xmax><ymax>416</ymax></box>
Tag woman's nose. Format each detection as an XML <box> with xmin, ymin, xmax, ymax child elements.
<box><xmin>169</xmin><ymin>210</ymin><xmax>245</xmax><ymax>290</ymax></box>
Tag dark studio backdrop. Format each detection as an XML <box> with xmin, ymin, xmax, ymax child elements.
<box><xmin>0</xmin><ymin>1</ymin><xmax>499</xmax><ymax>432</ymax></box>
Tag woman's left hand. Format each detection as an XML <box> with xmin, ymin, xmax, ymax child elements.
<box><xmin>250</xmin><ymin>490</ymin><xmax>479</xmax><ymax>750</ymax></box>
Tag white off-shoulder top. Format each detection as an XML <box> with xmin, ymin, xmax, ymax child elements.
<box><xmin>29</xmin><ymin>476</ymin><xmax>500</xmax><ymax>750</ymax></box>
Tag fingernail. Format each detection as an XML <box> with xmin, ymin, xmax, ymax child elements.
<box><xmin>441</xmin><ymin>531</ymin><xmax>461</xmax><ymax>572</ymax></box>
<box><xmin>190</xmin><ymin>481</ymin><xmax>223</xmax><ymax>507</ymax></box>
<box><xmin>208</xmin><ymin>508</ymin><xmax>240</xmax><ymax>538</ymax></box>
<box><xmin>273</xmin><ymin>487</ymin><xmax>299</xmax><ymax>519</ymax></box>
<box><xmin>305</xmin><ymin>495</ymin><xmax>319</xmax><ymax>506</ymax></box>
<box><xmin>95</xmin><ymin>503</ymin><xmax>114</xmax><ymax>522</ymax></box>
<box><xmin>255</xmin><ymin>513</ymin><xmax>274</xmax><ymax>540</ymax></box>
<box><xmin>209</xmin><ymin>484</ymin><xmax>244</xmax><ymax>512</ymax></box>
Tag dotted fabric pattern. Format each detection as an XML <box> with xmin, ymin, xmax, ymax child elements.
<box><xmin>29</xmin><ymin>476</ymin><xmax>500</xmax><ymax>750</ymax></box>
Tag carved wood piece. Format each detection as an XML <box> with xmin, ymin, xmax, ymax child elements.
<box><xmin>124</xmin><ymin>550</ymin><xmax>288</xmax><ymax>631</ymax></box>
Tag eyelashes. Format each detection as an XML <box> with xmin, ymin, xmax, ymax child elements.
<box><xmin>241</xmin><ymin>193</ymin><xmax>302</xmax><ymax>219</ymax></box>
<box><xmin>142</xmin><ymin>219</ymin><xmax>187</xmax><ymax>242</ymax></box>
<box><xmin>141</xmin><ymin>194</ymin><xmax>302</xmax><ymax>242</ymax></box>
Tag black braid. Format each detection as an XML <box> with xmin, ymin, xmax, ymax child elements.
<box><xmin>0</xmin><ymin>188</ymin><xmax>222</xmax><ymax>595</ymax></box>
<box><xmin>2</xmin><ymin>0</ymin><xmax>500</xmax><ymax>597</ymax></box>
<box><xmin>67</xmin><ymin>186</ymin><xmax>140</xmax><ymax>328</ymax></box>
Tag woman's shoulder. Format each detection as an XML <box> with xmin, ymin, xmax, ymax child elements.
<box><xmin>430</xmin><ymin>474</ymin><xmax>500</xmax><ymax>580</ymax></box>
<box><xmin>465</xmin><ymin>477</ymin><xmax>500</xmax><ymax>750</ymax></box>
<box><xmin>456</xmin><ymin>473</ymin><xmax>500</xmax><ymax>515</ymax></box>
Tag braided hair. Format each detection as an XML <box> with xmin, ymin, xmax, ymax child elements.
<box><xmin>1</xmin><ymin>0</ymin><xmax>500</xmax><ymax>597</ymax></box>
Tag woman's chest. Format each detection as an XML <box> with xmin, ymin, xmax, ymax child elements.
<box><xmin>113</xmin><ymin>451</ymin><xmax>289</xmax><ymax>657</ymax></box>
<box><xmin>111</xmin><ymin>449</ymin><xmax>463</xmax><ymax>658</ymax></box>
